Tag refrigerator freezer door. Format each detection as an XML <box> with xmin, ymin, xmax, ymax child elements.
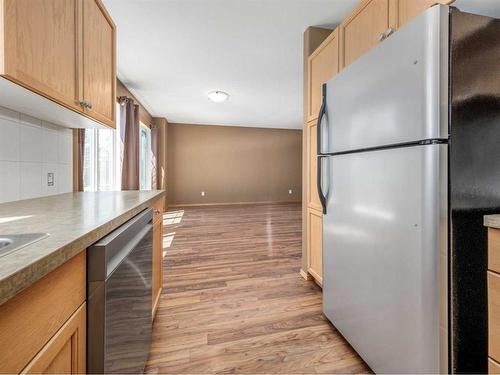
<box><xmin>322</xmin><ymin>144</ymin><xmax>448</xmax><ymax>373</ymax></box>
<box><xmin>320</xmin><ymin>5</ymin><xmax>449</xmax><ymax>155</ymax></box>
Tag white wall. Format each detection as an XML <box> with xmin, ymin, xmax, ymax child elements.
<box><xmin>0</xmin><ymin>106</ymin><xmax>73</xmax><ymax>203</ymax></box>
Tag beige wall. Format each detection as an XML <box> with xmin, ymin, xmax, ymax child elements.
<box><xmin>167</xmin><ymin>123</ymin><xmax>302</xmax><ymax>206</ymax></box>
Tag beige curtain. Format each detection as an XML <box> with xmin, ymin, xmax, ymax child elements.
<box><xmin>120</xmin><ymin>96</ymin><xmax>140</xmax><ymax>190</ymax></box>
<box><xmin>77</xmin><ymin>129</ymin><xmax>85</xmax><ymax>191</ymax></box>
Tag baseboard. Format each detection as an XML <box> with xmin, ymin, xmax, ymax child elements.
<box><xmin>299</xmin><ymin>268</ymin><xmax>312</xmax><ymax>281</ymax></box>
<box><xmin>168</xmin><ymin>200</ymin><xmax>302</xmax><ymax>208</ymax></box>
<box><xmin>308</xmin><ymin>268</ymin><xmax>323</xmax><ymax>288</ymax></box>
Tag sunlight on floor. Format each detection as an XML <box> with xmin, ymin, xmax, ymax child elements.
<box><xmin>162</xmin><ymin>210</ymin><xmax>184</xmax><ymax>258</ymax></box>
<box><xmin>163</xmin><ymin>210</ymin><xmax>184</xmax><ymax>225</ymax></box>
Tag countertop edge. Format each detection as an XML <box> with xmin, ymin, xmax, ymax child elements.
<box><xmin>0</xmin><ymin>191</ymin><xmax>165</xmax><ymax>306</ymax></box>
<box><xmin>485</xmin><ymin>214</ymin><xmax>500</xmax><ymax>229</ymax></box>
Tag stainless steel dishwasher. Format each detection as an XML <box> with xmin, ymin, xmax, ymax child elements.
<box><xmin>87</xmin><ymin>209</ymin><xmax>153</xmax><ymax>374</ymax></box>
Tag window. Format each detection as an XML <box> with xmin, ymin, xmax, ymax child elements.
<box><xmin>83</xmin><ymin>103</ymin><xmax>152</xmax><ymax>192</ymax></box>
<box><xmin>139</xmin><ymin>122</ymin><xmax>152</xmax><ymax>190</ymax></box>
<box><xmin>83</xmin><ymin>103</ymin><xmax>122</xmax><ymax>191</ymax></box>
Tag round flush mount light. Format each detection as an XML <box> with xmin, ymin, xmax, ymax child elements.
<box><xmin>207</xmin><ymin>90</ymin><xmax>229</xmax><ymax>103</ymax></box>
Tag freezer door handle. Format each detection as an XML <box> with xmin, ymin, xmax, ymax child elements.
<box><xmin>317</xmin><ymin>155</ymin><xmax>327</xmax><ymax>214</ymax></box>
<box><xmin>316</xmin><ymin>83</ymin><xmax>327</xmax><ymax>155</ymax></box>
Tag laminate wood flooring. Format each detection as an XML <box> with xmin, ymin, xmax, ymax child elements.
<box><xmin>146</xmin><ymin>204</ymin><xmax>370</xmax><ymax>374</ymax></box>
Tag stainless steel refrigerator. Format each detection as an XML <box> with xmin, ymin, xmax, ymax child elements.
<box><xmin>318</xmin><ymin>5</ymin><xmax>500</xmax><ymax>374</ymax></box>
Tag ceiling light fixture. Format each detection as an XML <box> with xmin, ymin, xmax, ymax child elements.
<box><xmin>207</xmin><ymin>90</ymin><xmax>229</xmax><ymax>103</ymax></box>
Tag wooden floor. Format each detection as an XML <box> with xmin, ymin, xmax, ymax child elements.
<box><xmin>146</xmin><ymin>203</ymin><xmax>370</xmax><ymax>374</ymax></box>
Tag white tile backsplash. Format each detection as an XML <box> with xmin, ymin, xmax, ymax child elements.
<box><xmin>0</xmin><ymin>106</ymin><xmax>73</xmax><ymax>203</ymax></box>
<box><xmin>20</xmin><ymin>162</ymin><xmax>42</xmax><ymax>199</ymax></box>
<box><xmin>58</xmin><ymin>131</ymin><xmax>73</xmax><ymax>165</ymax></box>
<box><xmin>42</xmin><ymin>123</ymin><xmax>60</xmax><ymax>164</ymax></box>
<box><xmin>0</xmin><ymin>117</ymin><xmax>20</xmax><ymax>161</ymax></box>
<box><xmin>58</xmin><ymin>164</ymin><xmax>73</xmax><ymax>194</ymax></box>
<box><xmin>0</xmin><ymin>161</ymin><xmax>20</xmax><ymax>203</ymax></box>
<box><xmin>20</xmin><ymin>122</ymin><xmax>42</xmax><ymax>162</ymax></box>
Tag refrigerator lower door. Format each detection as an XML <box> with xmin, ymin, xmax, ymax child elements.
<box><xmin>322</xmin><ymin>144</ymin><xmax>448</xmax><ymax>373</ymax></box>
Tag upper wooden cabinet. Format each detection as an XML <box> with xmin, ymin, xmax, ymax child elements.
<box><xmin>397</xmin><ymin>0</ymin><xmax>454</xmax><ymax>27</ymax></box>
<box><xmin>0</xmin><ymin>0</ymin><xmax>116</xmax><ymax>128</ymax></box>
<box><xmin>340</xmin><ymin>0</ymin><xmax>397</xmax><ymax>69</ymax></box>
<box><xmin>82</xmin><ymin>0</ymin><xmax>116</xmax><ymax>127</ymax></box>
<box><xmin>2</xmin><ymin>0</ymin><xmax>82</xmax><ymax>111</ymax></box>
<box><xmin>307</xmin><ymin>28</ymin><xmax>340</xmax><ymax>121</ymax></box>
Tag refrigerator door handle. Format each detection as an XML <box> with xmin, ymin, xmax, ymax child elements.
<box><xmin>316</xmin><ymin>83</ymin><xmax>327</xmax><ymax>155</ymax></box>
<box><xmin>317</xmin><ymin>155</ymin><xmax>328</xmax><ymax>215</ymax></box>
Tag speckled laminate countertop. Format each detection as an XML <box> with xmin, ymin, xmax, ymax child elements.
<box><xmin>0</xmin><ymin>190</ymin><xmax>165</xmax><ymax>306</ymax></box>
<box><xmin>485</xmin><ymin>214</ymin><xmax>500</xmax><ymax>229</ymax></box>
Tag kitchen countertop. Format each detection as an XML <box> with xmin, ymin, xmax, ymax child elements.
<box><xmin>0</xmin><ymin>190</ymin><xmax>165</xmax><ymax>306</ymax></box>
<box><xmin>485</xmin><ymin>214</ymin><xmax>500</xmax><ymax>229</ymax></box>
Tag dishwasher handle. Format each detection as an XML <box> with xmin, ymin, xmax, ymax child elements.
<box><xmin>88</xmin><ymin>208</ymin><xmax>153</xmax><ymax>281</ymax></box>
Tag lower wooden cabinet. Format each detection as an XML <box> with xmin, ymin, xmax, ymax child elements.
<box><xmin>488</xmin><ymin>228</ymin><xmax>500</xmax><ymax>372</ymax></box>
<box><xmin>151</xmin><ymin>197</ymin><xmax>165</xmax><ymax>319</ymax></box>
<box><xmin>489</xmin><ymin>358</ymin><xmax>500</xmax><ymax>374</ymax></box>
<box><xmin>0</xmin><ymin>251</ymin><xmax>86</xmax><ymax>374</ymax></box>
<box><xmin>152</xmin><ymin>218</ymin><xmax>164</xmax><ymax>318</ymax></box>
<box><xmin>22</xmin><ymin>304</ymin><xmax>86</xmax><ymax>374</ymax></box>
<box><xmin>307</xmin><ymin>208</ymin><xmax>323</xmax><ymax>285</ymax></box>
<box><xmin>489</xmin><ymin>271</ymin><xmax>500</xmax><ymax>361</ymax></box>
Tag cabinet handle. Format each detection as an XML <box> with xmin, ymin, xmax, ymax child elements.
<box><xmin>379</xmin><ymin>27</ymin><xmax>394</xmax><ymax>42</ymax></box>
<box><xmin>78</xmin><ymin>100</ymin><xmax>93</xmax><ymax>109</ymax></box>
<box><xmin>154</xmin><ymin>209</ymin><xmax>161</xmax><ymax>214</ymax></box>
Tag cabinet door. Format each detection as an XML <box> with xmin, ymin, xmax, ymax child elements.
<box><xmin>307</xmin><ymin>208</ymin><xmax>323</xmax><ymax>284</ymax></box>
<box><xmin>152</xmin><ymin>215</ymin><xmax>164</xmax><ymax>318</ymax></box>
<box><xmin>82</xmin><ymin>0</ymin><xmax>116</xmax><ymax>128</ymax></box>
<box><xmin>307</xmin><ymin>121</ymin><xmax>322</xmax><ymax>212</ymax></box>
<box><xmin>307</xmin><ymin>29</ymin><xmax>339</xmax><ymax>122</ymax></box>
<box><xmin>3</xmin><ymin>0</ymin><xmax>82</xmax><ymax>111</ymax></box>
<box><xmin>489</xmin><ymin>271</ymin><xmax>500</xmax><ymax>363</ymax></box>
<box><xmin>22</xmin><ymin>303</ymin><xmax>86</xmax><ymax>374</ymax></box>
<box><xmin>340</xmin><ymin>0</ymin><xmax>396</xmax><ymax>69</ymax></box>
<box><xmin>397</xmin><ymin>0</ymin><xmax>454</xmax><ymax>27</ymax></box>
<box><xmin>489</xmin><ymin>358</ymin><xmax>500</xmax><ymax>374</ymax></box>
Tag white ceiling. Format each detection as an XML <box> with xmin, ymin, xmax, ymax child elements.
<box><xmin>103</xmin><ymin>0</ymin><xmax>500</xmax><ymax>130</ymax></box>
<box><xmin>102</xmin><ymin>0</ymin><xmax>358</xmax><ymax>129</ymax></box>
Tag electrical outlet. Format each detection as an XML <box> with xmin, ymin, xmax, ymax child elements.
<box><xmin>47</xmin><ymin>173</ymin><xmax>55</xmax><ymax>187</ymax></box>
<box><xmin>288</xmin><ymin>189</ymin><xmax>293</xmax><ymax>195</ymax></box>
<box><xmin>201</xmin><ymin>191</ymin><xmax>205</xmax><ymax>197</ymax></box>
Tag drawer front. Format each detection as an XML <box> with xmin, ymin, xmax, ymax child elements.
<box><xmin>0</xmin><ymin>251</ymin><xmax>86</xmax><ymax>373</ymax></box>
<box><xmin>490</xmin><ymin>357</ymin><xmax>500</xmax><ymax>374</ymax></box>
<box><xmin>151</xmin><ymin>197</ymin><xmax>165</xmax><ymax>224</ymax></box>
<box><xmin>489</xmin><ymin>228</ymin><xmax>500</xmax><ymax>274</ymax></box>
<box><xmin>489</xmin><ymin>271</ymin><xmax>500</xmax><ymax>362</ymax></box>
